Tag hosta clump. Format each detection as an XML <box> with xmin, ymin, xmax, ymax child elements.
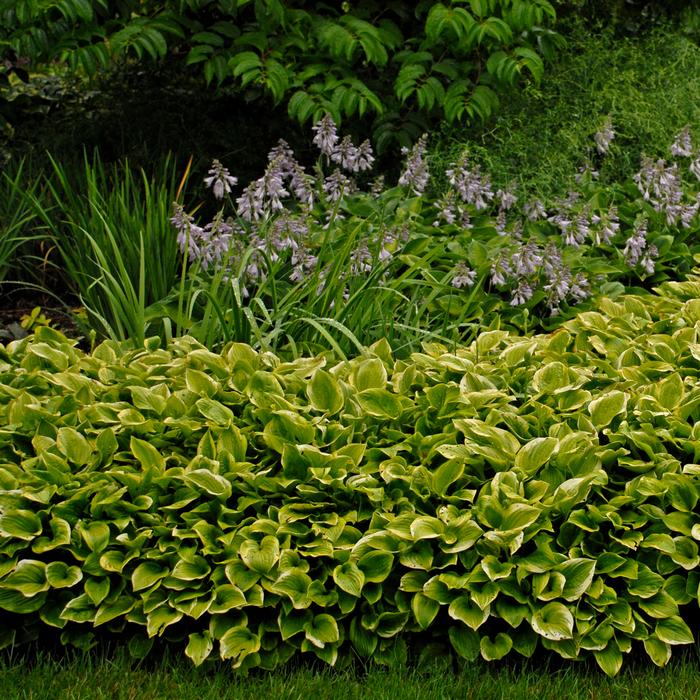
<box><xmin>3</xmin><ymin>274</ymin><xmax>700</xmax><ymax>674</ymax></box>
<box><xmin>169</xmin><ymin>119</ymin><xmax>700</xmax><ymax>353</ymax></box>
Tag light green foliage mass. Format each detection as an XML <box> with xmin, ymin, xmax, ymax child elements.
<box><xmin>2</xmin><ymin>271</ymin><xmax>700</xmax><ymax>674</ymax></box>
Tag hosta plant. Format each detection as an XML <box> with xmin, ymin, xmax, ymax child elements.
<box><xmin>2</xmin><ymin>271</ymin><xmax>700</xmax><ymax>674</ymax></box>
<box><xmin>165</xmin><ymin>117</ymin><xmax>700</xmax><ymax>355</ymax></box>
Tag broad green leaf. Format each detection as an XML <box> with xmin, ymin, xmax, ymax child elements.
<box><xmin>333</xmin><ymin>561</ymin><xmax>365</xmax><ymax>597</ymax></box>
<box><xmin>0</xmin><ymin>510</ymin><xmax>42</xmax><ymax>540</ymax></box>
<box><xmin>352</xmin><ymin>358</ymin><xmax>387</xmax><ymax>391</ymax></box>
<box><xmin>79</xmin><ymin>522</ymin><xmax>111</xmax><ymax>553</ymax></box>
<box><xmin>531</xmin><ymin>602</ymin><xmax>574</xmax><ymax>641</ymax></box>
<box><xmin>358</xmin><ymin>551</ymin><xmax>393</xmax><ymax>583</ymax></box>
<box><xmin>349</xmin><ymin>616</ymin><xmax>378</xmax><ymax>657</ymax></box>
<box><xmin>655</xmin><ymin>373</ymin><xmax>684</xmax><ymax>410</ymax></box>
<box><xmin>46</xmin><ymin>562</ymin><xmax>83</xmax><ymax>589</ymax></box>
<box><xmin>171</xmin><ymin>556</ymin><xmax>211</xmax><ymax>581</ymax></box>
<box><xmin>271</xmin><ymin>570</ymin><xmax>312</xmax><ymax>608</ymax></box>
<box><xmin>644</xmin><ymin>637</ymin><xmax>672</xmax><ymax>667</ymax></box>
<box><xmin>59</xmin><ymin>593</ymin><xmax>95</xmax><ymax>622</ymax></box>
<box><xmin>85</xmin><ymin>577</ymin><xmax>110</xmax><ymax>606</ymax></box>
<box><xmin>209</xmin><ymin>584</ymin><xmax>247</xmax><ymax>613</ymax></box>
<box><xmin>480</xmin><ymin>633</ymin><xmax>512</xmax><ymax>661</ymax></box>
<box><xmin>94</xmin><ymin>595</ymin><xmax>135</xmax><ymax>626</ymax></box>
<box><xmin>183</xmin><ymin>469</ymin><xmax>232</xmax><ymax>499</ymax></box>
<box><xmin>655</xmin><ymin>616</ymin><xmax>694</xmax><ymax>645</ymax></box>
<box><xmin>131</xmin><ymin>562</ymin><xmax>169</xmax><ymax>592</ymax></box>
<box><xmin>588</xmin><ymin>391</ymin><xmax>628</xmax><ymax>429</ymax></box>
<box><xmin>559</xmin><ymin>559</ymin><xmax>596</xmax><ymax>601</ymax></box>
<box><xmin>278</xmin><ymin>609</ymin><xmax>312</xmax><ymax>641</ymax></box>
<box><xmin>304</xmin><ymin>613</ymin><xmax>339</xmax><ymax>648</ymax></box>
<box><xmin>186</xmin><ymin>631</ymin><xmax>213</xmax><ymax>666</ymax></box>
<box><xmin>56</xmin><ymin>427</ymin><xmax>92</xmax><ymax>466</ymax></box>
<box><xmin>515</xmin><ymin>437</ymin><xmax>557</xmax><ymax>474</ymax></box>
<box><xmin>2</xmin><ymin>560</ymin><xmax>48</xmax><ymax>596</ymax></box>
<box><xmin>32</xmin><ymin>517</ymin><xmax>71</xmax><ymax>553</ymax></box>
<box><xmin>412</xmin><ymin>592</ymin><xmax>440</xmax><ymax>630</ymax></box>
<box><xmin>130</xmin><ymin>436</ymin><xmax>166</xmax><ymax>471</ymax></box>
<box><xmin>448</xmin><ymin>624</ymin><xmax>480</xmax><ymax>661</ymax></box>
<box><xmin>219</xmin><ymin>626</ymin><xmax>260</xmax><ymax>667</ymax></box>
<box><xmin>357</xmin><ymin>388</ymin><xmax>403</xmax><ymax>419</ymax></box>
<box><xmin>594</xmin><ymin>641</ymin><xmax>623</xmax><ymax>677</ymax></box>
<box><xmin>448</xmin><ymin>595</ymin><xmax>488</xmax><ymax>630</ymax></box>
<box><xmin>147</xmin><ymin>605</ymin><xmax>183</xmax><ymax>637</ymax></box>
<box><xmin>196</xmin><ymin>397</ymin><xmax>234</xmax><ymax>425</ymax></box>
<box><xmin>308</xmin><ymin>370</ymin><xmax>344</xmax><ymax>414</ymax></box>
<box><xmin>532</xmin><ymin>362</ymin><xmax>569</xmax><ymax>393</ymax></box>
<box><xmin>186</xmin><ymin>368</ymin><xmax>218</xmax><ymax>397</ymax></box>
<box><xmin>239</xmin><ymin>536</ymin><xmax>279</xmax><ymax>575</ymax></box>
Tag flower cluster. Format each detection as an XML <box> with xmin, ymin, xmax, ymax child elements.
<box><xmin>398</xmin><ymin>135</ymin><xmax>430</xmax><ymax>196</ymax></box>
<box><xmin>173</xmin><ymin>116</ymin><xmax>700</xmax><ymax>329</ymax></box>
<box><xmin>594</xmin><ymin>116</ymin><xmax>615</xmax><ymax>155</ymax></box>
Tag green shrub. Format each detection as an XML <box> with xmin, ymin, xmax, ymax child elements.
<box><xmin>0</xmin><ymin>1</ymin><xmax>562</xmax><ymax>150</ymax></box>
<box><xmin>2</xmin><ymin>273</ymin><xmax>700</xmax><ymax>674</ymax></box>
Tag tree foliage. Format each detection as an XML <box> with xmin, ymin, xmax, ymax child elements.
<box><xmin>0</xmin><ymin>1</ymin><xmax>562</xmax><ymax>150</ymax></box>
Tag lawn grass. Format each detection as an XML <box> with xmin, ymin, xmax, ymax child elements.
<box><xmin>3</xmin><ymin>647</ymin><xmax>700</xmax><ymax>700</ymax></box>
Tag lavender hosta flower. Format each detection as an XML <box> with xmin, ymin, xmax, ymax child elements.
<box><xmin>510</xmin><ymin>240</ymin><xmax>542</xmax><ymax>277</ymax></box>
<box><xmin>433</xmin><ymin>190</ymin><xmax>457</xmax><ymax>226</ymax></box>
<box><xmin>331</xmin><ymin>135</ymin><xmax>359</xmax><ymax>171</ymax></box>
<box><xmin>510</xmin><ymin>280</ymin><xmax>534</xmax><ymax>306</ymax></box>
<box><xmin>570</xmin><ymin>273</ymin><xmax>590</xmax><ymax>302</ymax></box>
<box><xmin>490</xmin><ymin>256</ymin><xmax>513</xmax><ymax>286</ymax></box>
<box><xmin>370</xmin><ymin>176</ymin><xmax>385</xmax><ymax>198</ymax></box>
<box><xmin>399</xmin><ymin>134</ymin><xmax>430</xmax><ymax>196</ymax></box>
<box><xmin>198</xmin><ymin>216</ymin><xmax>235</xmax><ymax>269</ymax></box>
<box><xmin>523</xmin><ymin>199</ymin><xmax>546</xmax><ymax>222</ymax></box>
<box><xmin>451</xmin><ymin>262</ymin><xmax>477</xmax><ymax>289</ymax></box>
<box><xmin>267</xmin><ymin>139</ymin><xmax>296</xmax><ymax>174</ymax></box>
<box><xmin>497</xmin><ymin>184</ymin><xmax>518</xmax><ymax>211</ymax></box>
<box><xmin>290</xmin><ymin>244</ymin><xmax>318</xmax><ymax>283</ymax></box>
<box><xmin>640</xmin><ymin>245</ymin><xmax>658</xmax><ymax>275</ymax></box>
<box><xmin>446</xmin><ymin>153</ymin><xmax>494</xmax><ymax>210</ymax></box>
<box><xmin>623</xmin><ymin>218</ymin><xmax>649</xmax><ymax>267</ymax></box>
<box><xmin>269</xmin><ymin>213</ymin><xmax>308</xmax><ymax>254</ymax></box>
<box><xmin>679</xmin><ymin>201</ymin><xmax>699</xmax><ymax>228</ymax></box>
<box><xmin>541</xmin><ymin>240</ymin><xmax>564</xmax><ymax>279</ymax></box>
<box><xmin>204</xmin><ymin>159</ymin><xmax>238</xmax><ymax>200</ymax></box>
<box><xmin>378</xmin><ymin>228</ymin><xmax>399</xmax><ymax>263</ymax></box>
<box><xmin>495</xmin><ymin>210</ymin><xmax>508</xmax><ymax>236</ymax></box>
<box><xmin>323</xmin><ymin>169</ymin><xmax>351</xmax><ymax>203</ymax></box>
<box><xmin>236</xmin><ymin>182</ymin><xmax>265</xmax><ymax>222</ymax></box>
<box><xmin>634</xmin><ymin>157</ymin><xmax>683</xmax><ymax>208</ymax></box>
<box><xmin>349</xmin><ymin>241</ymin><xmax>373</xmax><ymax>276</ymax></box>
<box><xmin>671</xmin><ymin>126</ymin><xmax>693</xmax><ymax>157</ymax></box>
<box><xmin>260</xmin><ymin>159</ymin><xmax>289</xmax><ymax>212</ymax></box>
<box><xmin>171</xmin><ymin>203</ymin><xmax>202</xmax><ymax>261</ymax></box>
<box><xmin>691</xmin><ymin>154</ymin><xmax>700</xmax><ymax>181</ymax></box>
<box><xmin>289</xmin><ymin>162</ymin><xmax>314</xmax><ymax>207</ymax></box>
<box><xmin>594</xmin><ymin>207</ymin><xmax>620</xmax><ymax>245</ymax></box>
<box><xmin>543</xmin><ymin>266</ymin><xmax>571</xmax><ymax>315</ymax></box>
<box><xmin>355</xmin><ymin>140</ymin><xmax>375</xmax><ymax>172</ymax></box>
<box><xmin>312</xmin><ymin>114</ymin><xmax>339</xmax><ymax>157</ymax></box>
<box><xmin>594</xmin><ymin>116</ymin><xmax>615</xmax><ymax>155</ymax></box>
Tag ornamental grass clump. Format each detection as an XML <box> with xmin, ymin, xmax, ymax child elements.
<box><xmin>3</xmin><ymin>271</ymin><xmax>700</xmax><ymax>674</ymax></box>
